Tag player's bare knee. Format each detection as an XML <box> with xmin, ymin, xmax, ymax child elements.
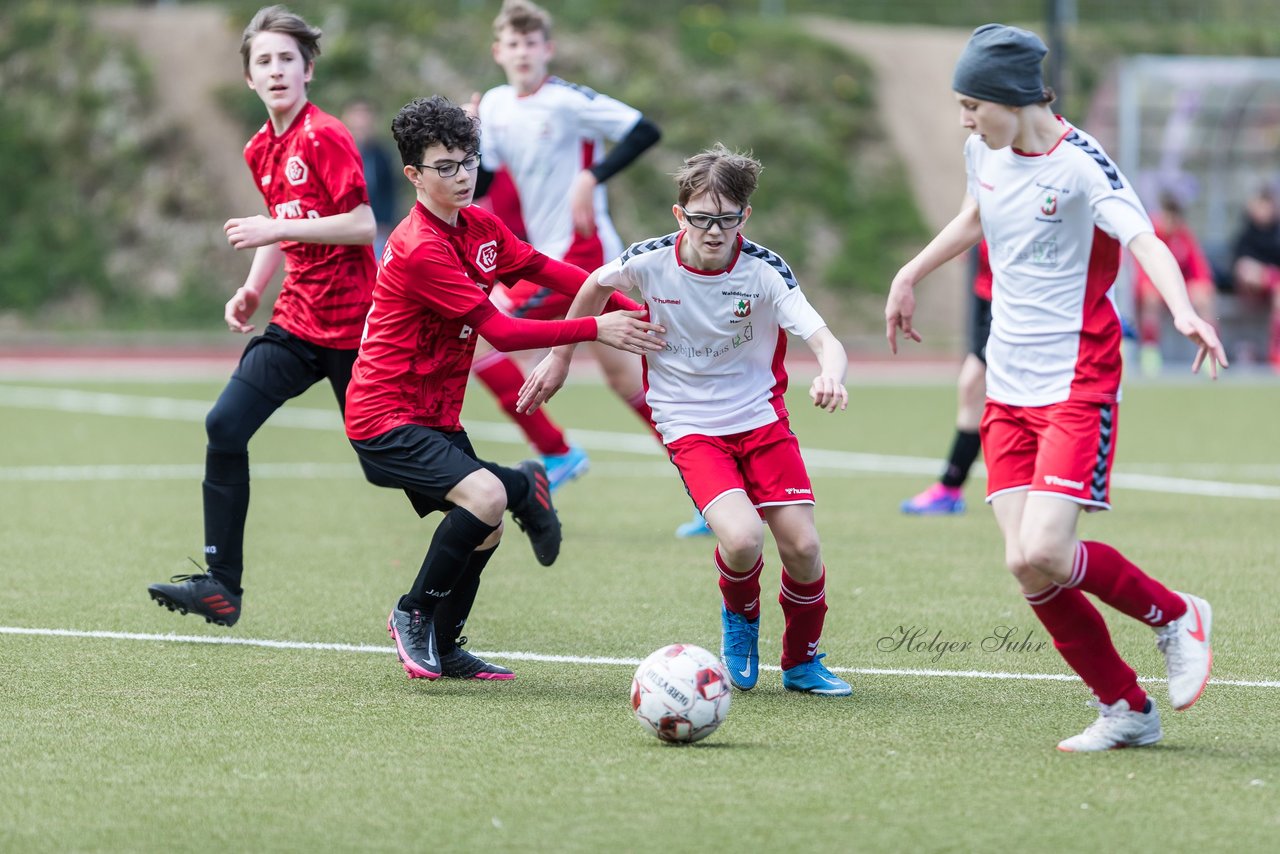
<box><xmin>448</xmin><ymin>470</ymin><xmax>508</xmax><ymax>524</ymax></box>
<box><xmin>776</xmin><ymin>533</ymin><xmax>821</xmax><ymax>574</ymax></box>
<box><xmin>1020</xmin><ymin>540</ymin><xmax>1072</xmax><ymax>583</ymax></box>
<box><xmin>718</xmin><ymin>530</ymin><xmax>764</xmax><ymax>567</ymax></box>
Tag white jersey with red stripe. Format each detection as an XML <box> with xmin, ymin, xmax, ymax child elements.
<box><xmin>478</xmin><ymin>76</ymin><xmax>642</xmax><ymax>261</ymax></box>
<box><xmin>596</xmin><ymin>232</ymin><xmax>827</xmax><ymax>444</ymax></box>
<box><xmin>966</xmin><ymin>119</ymin><xmax>1153</xmax><ymax>407</ymax></box>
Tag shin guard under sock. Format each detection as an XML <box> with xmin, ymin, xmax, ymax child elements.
<box><xmin>403</xmin><ymin>508</ymin><xmax>499</xmax><ymax>615</ymax></box>
<box><xmin>203</xmin><ymin>449</ymin><xmax>249</xmax><ymax>593</ymax></box>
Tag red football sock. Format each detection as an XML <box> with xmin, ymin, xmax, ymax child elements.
<box><xmin>1025</xmin><ymin>584</ymin><xmax>1147</xmax><ymax>710</ymax></box>
<box><xmin>473</xmin><ymin>351</ymin><xmax>570</xmax><ymax>456</ymax></box>
<box><xmin>715</xmin><ymin>548</ymin><xmax>762</xmax><ymax>621</ymax></box>
<box><xmin>1066</xmin><ymin>541</ymin><xmax>1187</xmax><ymax>627</ymax></box>
<box><xmin>778</xmin><ymin>567</ymin><xmax>827</xmax><ymax>671</ymax></box>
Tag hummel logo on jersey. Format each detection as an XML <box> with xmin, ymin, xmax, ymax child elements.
<box><xmin>784</xmin><ymin>487</ymin><xmax>813</xmax><ymax>496</ymax></box>
<box><xmin>652</xmin><ymin>297</ymin><xmax>681</xmax><ymax>305</ymax></box>
<box><xmin>475</xmin><ymin>240</ymin><xmax>498</xmax><ymax>273</ymax></box>
<box><xmin>1044</xmin><ymin>474</ymin><xmax>1084</xmax><ymax>489</ymax></box>
<box><xmin>284</xmin><ymin>155</ymin><xmax>308</xmax><ymax>186</ymax></box>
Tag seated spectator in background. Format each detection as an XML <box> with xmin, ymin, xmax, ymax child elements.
<box><xmin>1230</xmin><ymin>185</ymin><xmax>1280</xmax><ymax>368</ymax></box>
<box><xmin>1132</xmin><ymin>190</ymin><xmax>1216</xmax><ymax>375</ymax></box>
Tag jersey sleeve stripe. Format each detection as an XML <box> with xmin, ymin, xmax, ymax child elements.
<box><xmin>741</xmin><ymin>238</ymin><xmax>799</xmax><ymax>289</ymax></box>
<box><xmin>1064</xmin><ymin>131</ymin><xmax>1125</xmax><ymax>190</ymax></box>
<box><xmin>621</xmin><ymin>232</ymin><xmax>678</xmax><ymax>264</ymax></box>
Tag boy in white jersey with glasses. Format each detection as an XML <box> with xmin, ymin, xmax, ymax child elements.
<box><xmin>885</xmin><ymin>24</ymin><xmax>1227</xmax><ymax>751</ymax></box>
<box><xmin>518</xmin><ymin>144</ymin><xmax>854</xmax><ymax>695</ymax></box>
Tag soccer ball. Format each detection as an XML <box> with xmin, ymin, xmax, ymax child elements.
<box><xmin>630</xmin><ymin>643</ymin><xmax>731</xmax><ymax>744</ymax></box>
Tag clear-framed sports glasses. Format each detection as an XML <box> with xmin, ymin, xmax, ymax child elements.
<box><xmin>414</xmin><ymin>153</ymin><xmax>481</xmax><ymax>178</ymax></box>
<box><xmin>678</xmin><ymin>206</ymin><xmax>745</xmax><ymax>230</ymax></box>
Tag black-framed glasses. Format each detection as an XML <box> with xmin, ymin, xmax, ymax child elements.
<box><xmin>414</xmin><ymin>153</ymin><xmax>481</xmax><ymax>178</ymax></box>
<box><xmin>679</xmin><ymin>206</ymin><xmax>745</xmax><ymax>230</ymax></box>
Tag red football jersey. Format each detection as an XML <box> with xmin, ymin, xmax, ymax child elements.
<box><xmin>346</xmin><ymin>203</ymin><xmax>554</xmax><ymax>439</ymax></box>
<box><xmin>243</xmin><ymin>102</ymin><xmax>377</xmax><ymax>349</ymax></box>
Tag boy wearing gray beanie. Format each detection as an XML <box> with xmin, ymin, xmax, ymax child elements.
<box><xmin>884</xmin><ymin>24</ymin><xmax>1227</xmax><ymax>752</ymax></box>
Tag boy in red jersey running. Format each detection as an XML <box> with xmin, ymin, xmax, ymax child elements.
<box><xmin>885</xmin><ymin>25</ymin><xmax>1227</xmax><ymax>751</ymax></box>
<box><xmin>518</xmin><ymin>145</ymin><xmax>853</xmax><ymax>696</ymax></box>
<box><xmin>346</xmin><ymin>95</ymin><xmax>663</xmax><ymax>681</ymax></box>
<box><xmin>148</xmin><ymin>5</ymin><xmax>377</xmax><ymax>627</ymax></box>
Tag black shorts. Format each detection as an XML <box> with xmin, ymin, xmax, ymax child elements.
<box><xmin>233</xmin><ymin>323</ymin><xmax>359</xmax><ymax>409</ymax></box>
<box><xmin>350</xmin><ymin>425</ymin><xmax>485</xmax><ymax>517</ymax></box>
<box><xmin>969</xmin><ymin>291</ymin><xmax>992</xmax><ymax>364</ymax></box>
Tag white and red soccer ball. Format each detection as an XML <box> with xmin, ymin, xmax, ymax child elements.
<box><xmin>631</xmin><ymin>643</ymin><xmax>731</xmax><ymax>744</ymax></box>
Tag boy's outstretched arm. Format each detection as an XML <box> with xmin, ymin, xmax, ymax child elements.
<box><xmin>1128</xmin><ymin>231</ymin><xmax>1228</xmax><ymax>377</ymax></box>
<box><xmin>885</xmin><ymin>195</ymin><xmax>983</xmax><ymax>353</ymax></box>
<box><xmin>804</xmin><ymin>326</ymin><xmax>849</xmax><ymax>413</ymax></box>
<box><xmin>517</xmin><ymin>269</ymin><xmax>622</xmax><ymax>413</ymax></box>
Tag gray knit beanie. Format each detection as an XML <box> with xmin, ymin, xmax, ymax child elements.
<box><xmin>952</xmin><ymin>23</ymin><xmax>1048</xmax><ymax>107</ymax></box>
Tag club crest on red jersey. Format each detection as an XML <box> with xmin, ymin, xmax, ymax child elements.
<box><xmin>732</xmin><ymin>297</ymin><xmax>751</xmax><ymax>318</ymax></box>
<box><xmin>285</xmin><ymin>155</ymin><xmax>308</xmax><ymax>186</ymax></box>
<box><xmin>475</xmin><ymin>240</ymin><xmax>498</xmax><ymax>273</ymax></box>
<box><xmin>1039</xmin><ymin>192</ymin><xmax>1058</xmax><ymax>216</ymax></box>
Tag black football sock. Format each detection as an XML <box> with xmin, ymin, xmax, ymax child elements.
<box><xmin>203</xmin><ymin>449</ymin><xmax>249</xmax><ymax>593</ymax></box>
<box><xmin>434</xmin><ymin>544</ymin><xmax>500</xmax><ymax>654</ymax></box>
<box><xmin>940</xmin><ymin>430</ymin><xmax>981</xmax><ymax>488</ymax></box>
<box><xmin>401</xmin><ymin>507</ymin><xmax>498</xmax><ymax>616</ymax></box>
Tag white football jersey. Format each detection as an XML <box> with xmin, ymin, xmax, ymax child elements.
<box><xmin>597</xmin><ymin>232</ymin><xmax>827</xmax><ymax>444</ymax></box>
<box><xmin>966</xmin><ymin>119</ymin><xmax>1153</xmax><ymax>406</ymax></box>
<box><xmin>479</xmin><ymin>77</ymin><xmax>642</xmax><ymax>261</ymax></box>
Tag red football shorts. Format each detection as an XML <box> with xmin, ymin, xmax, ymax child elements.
<box><xmin>981</xmin><ymin>399</ymin><xmax>1119</xmax><ymax>510</ymax></box>
<box><xmin>667</xmin><ymin>419</ymin><xmax>814</xmax><ymax>515</ymax></box>
<box><xmin>491</xmin><ymin>232</ymin><xmax>605</xmax><ymax>321</ymax></box>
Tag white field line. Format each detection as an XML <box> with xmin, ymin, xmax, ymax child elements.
<box><xmin>4</xmin><ymin>384</ymin><xmax>1280</xmax><ymax>500</ymax></box>
<box><xmin>3</xmin><ymin>625</ymin><xmax>1277</xmax><ymax>688</ymax></box>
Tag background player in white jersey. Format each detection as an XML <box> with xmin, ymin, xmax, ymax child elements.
<box><xmin>884</xmin><ymin>24</ymin><xmax>1228</xmax><ymax>751</ymax></box>
<box><xmin>469</xmin><ymin>2</ymin><xmax>676</xmax><ymax>514</ymax></box>
<box><xmin>518</xmin><ymin>144</ymin><xmax>854</xmax><ymax>696</ymax></box>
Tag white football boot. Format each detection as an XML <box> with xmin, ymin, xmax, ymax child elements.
<box><xmin>1057</xmin><ymin>698</ymin><xmax>1163</xmax><ymax>752</ymax></box>
<box><xmin>1155</xmin><ymin>592</ymin><xmax>1213</xmax><ymax>711</ymax></box>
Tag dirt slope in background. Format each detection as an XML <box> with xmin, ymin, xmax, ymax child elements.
<box><xmin>94</xmin><ymin>3</ymin><xmax>261</xmax><ymax>216</ymax></box>
<box><xmin>88</xmin><ymin>7</ymin><xmax>972</xmax><ymax>350</ymax></box>
<box><xmin>802</xmin><ymin>18</ymin><xmax>973</xmax><ymax>350</ymax></box>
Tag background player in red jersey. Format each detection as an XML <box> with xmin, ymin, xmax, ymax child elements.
<box><xmin>885</xmin><ymin>24</ymin><xmax>1227</xmax><ymax>751</ymax></box>
<box><xmin>346</xmin><ymin>95</ymin><xmax>663</xmax><ymax>681</ymax></box>
<box><xmin>148</xmin><ymin>5</ymin><xmax>377</xmax><ymax>627</ymax></box>
<box><xmin>469</xmin><ymin>0</ymin><xmax>667</xmax><ymax>507</ymax></box>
